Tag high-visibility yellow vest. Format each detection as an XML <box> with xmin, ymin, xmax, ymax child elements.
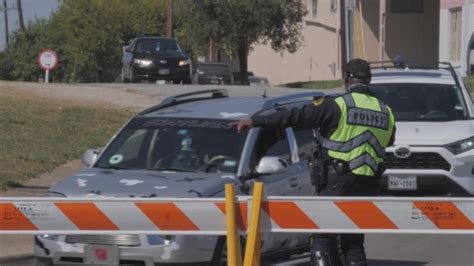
<box><xmin>316</xmin><ymin>92</ymin><xmax>395</xmax><ymax>176</ymax></box>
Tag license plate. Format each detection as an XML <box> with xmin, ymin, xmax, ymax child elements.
<box><xmin>388</xmin><ymin>175</ymin><xmax>417</xmax><ymax>190</ymax></box>
<box><xmin>159</xmin><ymin>69</ymin><xmax>169</xmax><ymax>75</ymax></box>
<box><xmin>84</xmin><ymin>245</ymin><xmax>119</xmax><ymax>265</ymax></box>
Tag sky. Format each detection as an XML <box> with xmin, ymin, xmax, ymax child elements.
<box><xmin>0</xmin><ymin>0</ymin><xmax>60</xmax><ymax>51</ymax></box>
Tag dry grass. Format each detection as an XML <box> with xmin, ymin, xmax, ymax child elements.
<box><xmin>0</xmin><ymin>89</ymin><xmax>134</xmax><ymax>190</ymax></box>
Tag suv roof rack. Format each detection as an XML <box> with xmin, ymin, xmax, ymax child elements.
<box><xmin>262</xmin><ymin>92</ymin><xmax>325</xmax><ymax>109</ymax></box>
<box><xmin>370</xmin><ymin>61</ymin><xmax>454</xmax><ymax>71</ymax></box>
<box><xmin>369</xmin><ymin>61</ymin><xmax>463</xmax><ymax>89</ymax></box>
<box><xmin>139</xmin><ymin>89</ymin><xmax>229</xmax><ymax>115</ymax></box>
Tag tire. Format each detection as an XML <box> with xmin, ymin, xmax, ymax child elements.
<box><xmin>121</xmin><ymin>67</ymin><xmax>129</xmax><ymax>83</ymax></box>
<box><xmin>182</xmin><ymin>78</ymin><xmax>192</xmax><ymax>84</ymax></box>
<box><xmin>130</xmin><ymin>68</ymin><xmax>139</xmax><ymax>83</ymax></box>
<box><xmin>210</xmin><ymin>236</ymin><xmax>227</xmax><ymax>266</ymax></box>
<box><xmin>34</xmin><ymin>257</ymin><xmax>53</xmax><ymax>266</ymax></box>
<box><xmin>210</xmin><ymin>236</ymin><xmax>245</xmax><ymax>266</ymax></box>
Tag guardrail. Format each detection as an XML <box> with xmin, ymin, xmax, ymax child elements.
<box><xmin>1</xmin><ymin>183</ymin><xmax>473</xmax><ymax>266</ymax></box>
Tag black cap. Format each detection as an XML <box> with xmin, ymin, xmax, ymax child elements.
<box><xmin>344</xmin><ymin>58</ymin><xmax>371</xmax><ymax>80</ymax></box>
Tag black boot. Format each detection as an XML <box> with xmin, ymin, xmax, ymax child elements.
<box><xmin>347</xmin><ymin>260</ymin><xmax>367</xmax><ymax>266</ymax></box>
<box><xmin>311</xmin><ymin>251</ymin><xmax>335</xmax><ymax>266</ymax></box>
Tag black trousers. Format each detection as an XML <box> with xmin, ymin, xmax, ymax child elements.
<box><xmin>311</xmin><ymin>171</ymin><xmax>379</xmax><ymax>265</ymax></box>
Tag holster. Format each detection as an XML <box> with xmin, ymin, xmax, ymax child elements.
<box><xmin>310</xmin><ymin>141</ymin><xmax>327</xmax><ymax>194</ymax></box>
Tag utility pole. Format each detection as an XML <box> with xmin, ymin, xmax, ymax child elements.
<box><xmin>16</xmin><ymin>0</ymin><xmax>24</xmax><ymax>32</ymax></box>
<box><xmin>2</xmin><ymin>0</ymin><xmax>9</xmax><ymax>48</ymax></box>
<box><xmin>166</xmin><ymin>0</ymin><xmax>173</xmax><ymax>37</ymax></box>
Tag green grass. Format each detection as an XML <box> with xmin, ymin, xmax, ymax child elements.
<box><xmin>464</xmin><ymin>76</ymin><xmax>474</xmax><ymax>92</ymax></box>
<box><xmin>0</xmin><ymin>91</ymin><xmax>134</xmax><ymax>190</ymax></box>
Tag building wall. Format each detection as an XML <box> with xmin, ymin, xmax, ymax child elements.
<box><xmin>383</xmin><ymin>0</ymin><xmax>440</xmax><ymax>67</ymax></box>
<box><xmin>439</xmin><ymin>0</ymin><xmax>474</xmax><ymax>75</ymax></box>
<box><xmin>352</xmin><ymin>0</ymin><xmax>381</xmax><ymax>61</ymax></box>
<box><xmin>248</xmin><ymin>0</ymin><xmax>343</xmax><ymax>85</ymax></box>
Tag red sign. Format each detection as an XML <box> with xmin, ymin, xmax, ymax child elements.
<box><xmin>36</xmin><ymin>48</ymin><xmax>59</xmax><ymax>71</ymax></box>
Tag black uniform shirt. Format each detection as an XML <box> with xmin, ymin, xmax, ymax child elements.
<box><xmin>252</xmin><ymin>85</ymin><xmax>396</xmax><ymax>145</ymax></box>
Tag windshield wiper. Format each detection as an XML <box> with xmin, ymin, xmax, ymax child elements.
<box><xmin>99</xmin><ymin>166</ymin><xmax>129</xmax><ymax>170</ymax></box>
<box><xmin>151</xmin><ymin>167</ymin><xmax>202</xmax><ymax>173</ymax></box>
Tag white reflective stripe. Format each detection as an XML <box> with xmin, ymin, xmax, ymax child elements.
<box><xmin>316</xmin><ymin>131</ymin><xmax>385</xmax><ymax>158</ymax></box>
<box><xmin>342</xmin><ymin>94</ymin><xmax>356</xmax><ymax>108</ymax></box>
<box><xmin>377</xmin><ymin>99</ymin><xmax>389</xmax><ymax>114</ymax></box>
<box><xmin>374</xmin><ymin>201</ymin><xmax>437</xmax><ymax>230</ymax></box>
<box><xmin>297</xmin><ymin>201</ymin><xmax>357</xmax><ymax>229</ymax></box>
<box><xmin>349</xmin><ymin>153</ymin><xmax>379</xmax><ymax>172</ymax></box>
<box><xmin>454</xmin><ymin>202</ymin><xmax>474</xmax><ymax>222</ymax></box>
<box><xmin>14</xmin><ymin>202</ymin><xmax>77</xmax><ymax>231</ymax></box>
<box><xmin>175</xmin><ymin>202</ymin><xmax>226</xmax><ymax>231</ymax></box>
<box><xmin>95</xmin><ymin>202</ymin><xmax>157</xmax><ymax>231</ymax></box>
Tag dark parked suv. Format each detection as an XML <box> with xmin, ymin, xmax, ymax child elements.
<box><xmin>121</xmin><ymin>37</ymin><xmax>191</xmax><ymax>84</ymax></box>
<box><xmin>192</xmin><ymin>62</ymin><xmax>234</xmax><ymax>85</ymax></box>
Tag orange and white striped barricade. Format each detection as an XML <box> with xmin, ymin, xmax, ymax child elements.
<box><xmin>257</xmin><ymin>196</ymin><xmax>474</xmax><ymax>234</ymax></box>
<box><xmin>0</xmin><ymin>197</ymin><xmax>249</xmax><ymax>235</ymax></box>
<box><xmin>1</xmin><ymin>196</ymin><xmax>473</xmax><ymax>235</ymax></box>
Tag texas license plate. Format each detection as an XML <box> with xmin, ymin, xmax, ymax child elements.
<box><xmin>388</xmin><ymin>175</ymin><xmax>417</xmax><ymax>190</ymax></box>
<box><xmin>159</xmin><ymin>69</ymin><xmax>170</xmax><ymax>75</ymax></box>
<box><xmin>84</xmin><ymin>245</ymin><xmax>119</xmax><ymax>265</ymax></box>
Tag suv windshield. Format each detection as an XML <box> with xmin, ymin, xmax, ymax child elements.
<box><xmin>95</xmin><ymin>118</ymin><xmax>247</xmax><ymax>173</ymax></box>
<box><xmin>134</xmin><ymin>39</ymin><xmax>182</xmax><ymax>54</ymax></box>
<box><xmin>370</xmin><ymin>83</ymin><xmax>469</xmax><ymax>121</ymax></box>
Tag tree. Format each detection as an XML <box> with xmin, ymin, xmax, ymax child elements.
<box><xmin>52</xmin><ymin>0</ymin><xmax>168</xmax><ymax>82</ymax></box>
<box><xmin>2</xmin><ymin>0</ymin><xmax>169</xmax><ymax>83</ymax></box>
<box><xmin>178</xmin><ymin>0</ymin><xmax>305</xmax><ymax>85</ymax></box>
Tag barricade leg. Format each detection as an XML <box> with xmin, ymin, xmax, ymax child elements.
<box><xmin>243</xmin><ymin>182</ymin><xmax>264</xmax><ymax>266</ymax></box>
<box><xmin>225</xmin><ymin>184</ymin><xmax>242</xmax><ymax>266</ymax></box>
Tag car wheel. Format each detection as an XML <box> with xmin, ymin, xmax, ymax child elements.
<box><xmin>130</xmin><ymin>68</ymin><xmax>139</xmax><ymax>83</ymax></box>
<box><xmin>121</xmin><ymin>67</ymin><xmax>129</xmax><ymax>83</ymax></box>
<box><xmin>182</xmin><ymin>78</ymin><xmax>192</xmax><ymax>84</ymax></box>
<box><xmin>210</xmin><ymin>236</ymin><xmax>246</xmax><ymax>266</ymax></box>
<box><xmin>34</xmin><ymin>257</ymin><xmax>53</xmax><ymax>266</ymax></box>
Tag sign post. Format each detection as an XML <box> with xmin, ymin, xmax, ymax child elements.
<box><xmin>36</xmin><ymin>49</ymin><xmax>59</xmax><ymax>83</ymax></box>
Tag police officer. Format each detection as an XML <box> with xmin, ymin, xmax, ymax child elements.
<box><xmin>234</xmin><ymin>58</ymin><xmax>396</xmax><ymax>266</ymax></box>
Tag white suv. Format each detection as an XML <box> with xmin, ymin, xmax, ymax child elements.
<box><xmin>369</xmin><ymin>63</ymin><xmax>473</xmax><ymax>196</ymax></box>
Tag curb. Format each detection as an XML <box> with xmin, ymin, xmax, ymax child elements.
<box><xmin>0</xmin><ymin>253</ymin><xmax>34</xmax><ymax>264</ymax></box>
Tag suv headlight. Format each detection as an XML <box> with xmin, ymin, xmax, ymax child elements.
<box><xmin>133</xmin><ymin>59</ymin><xmax>152</xmax><ymax>67</ymax></box>
<box><xmin>178</xmin><ymin>59</ymin><xmax>191</xmax><ymax>66</ymax></box>
<box><xmin>446</xmin><ymin>136</ymin><xmax>474</xmax><ymax>155</ymax></box>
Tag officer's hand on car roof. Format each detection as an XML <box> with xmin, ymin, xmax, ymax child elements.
<box><xmin>230</xmin><ymin>119</ymin><xmax>253</xmax><ymax>134</ymax></box>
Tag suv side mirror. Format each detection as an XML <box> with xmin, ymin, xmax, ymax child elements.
<box><xmin>255</xmin><ymin>156</ymin><xmax>288</xmax><ymax>175</ymax></box>
<box><xmin>82</xmin><ymin>149</ymin><xmax>101</xmax><ymax>167</ymax></box>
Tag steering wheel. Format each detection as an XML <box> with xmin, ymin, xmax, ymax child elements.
<box><xmin>203</xmin><ymin>155</ymin><xmax>236</xmax><ymax>172</ymax></box>
<box><xmin>420</xmin><ymin>110</ymin><xmax>448</xmax><ymax>119</ymax></box>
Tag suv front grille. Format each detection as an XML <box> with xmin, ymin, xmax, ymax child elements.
<box><xmin>65</xmin><ymin>235</ymin><xmax>140</xmax><ymax>247</ymax></box>
<box><xmin>384</xmin><ymin>152</ymin><xmax>451</xmax><ymax>171</ymax></box>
